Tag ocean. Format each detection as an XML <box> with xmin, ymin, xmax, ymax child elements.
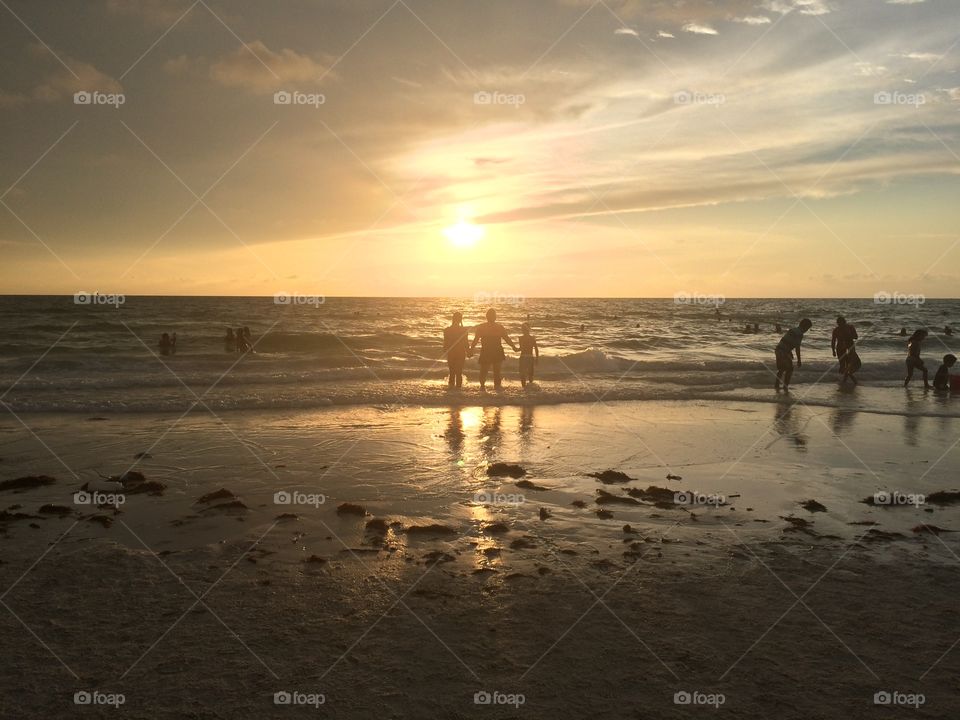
<box><xmin>0</xmin><ymin>296</ymin><xmax>957</xmax><ymax>416</ymax></box>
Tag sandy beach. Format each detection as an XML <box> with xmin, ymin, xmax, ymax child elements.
<box><xmin>2</xmin><ymin>398</ymin><xmax>959</xmax><ymax>718</ymax></box>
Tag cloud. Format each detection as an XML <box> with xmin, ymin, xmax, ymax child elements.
<box><xmin>682</xmin><ymin>23</ymin><xmax>718</xmax><ymax>35</ymax></box>
<box><xmin>656</xmin><ymin>30</ymin><xmax>675</xmax><ymax>39</ymax></box>
<box><xmin>3</xmin><ymin>45</ymin><xmax>122</xmax><ymax>104</ymax></box>
<box><xmin>763</xmin><ymin>0</ymin><xmax>831</xmax><ymax>15</ymax></box>
<box><xmin>209</xmin><ymin>40</ymin><xmax>331</xmax><ymax>94</ymax></box>
<box><xmin>886</xmin><ymin>0</ymin><xmax>925</xmax><ymax>4</ymax></box>
<box><xmin>614</xmin><ymin>27</ymin><xmax>639</xmax><ymax>37</ymax></box>
<box><xmin>896</xmin><ymin>52</ymin><xmax>941</xmax><ymax>61</ymax></box>
<box><xmin>734</xmin><ymin>16</ymin><xmax>773</xmax><ymax>25</ymax></box>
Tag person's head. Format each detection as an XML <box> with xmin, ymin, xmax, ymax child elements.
<box><xmin>836</xmin><ymin>316</ymin><xmax>846</xmax><ymax>326</ymax></box>
<box><xmin>486</xmin><ymin>308</ymin><xmax>496</xmax><ymax>322</ymax></box>
<box><xmin>799</xmin><ymin>318</ymin><xmax>812</xmax><ymax>332</ymax></box>
<box><xmin>945</xmin><ymin>354</ymin><xmax>958</xmax><ymax>367</ymax></box>
<box><xmin>914</xmin><ymin>328</ymin><xmax>928</xmax><ymax>339</ymax></box>
<box><xmin>161</xmin><ymin>332</ymin><xmax>169</xmax><ymax>340</ymax></box>
<box><xmin>452</xmin><ymin>311</ymin><xmax>462</xmax><ymax>326</ymax></box>
<box><xmin>521</xmin><ymin>322</ymin><xmax>530</xmax><ymax>335</ymax></box>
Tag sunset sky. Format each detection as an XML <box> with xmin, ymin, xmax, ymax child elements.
<box><xmin>1</xmin><ymin>0</ymin><xmax>958</xmax><ymax>297</ymax></box>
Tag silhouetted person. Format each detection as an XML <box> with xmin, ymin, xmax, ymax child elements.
<box><xmin>159</xmin><ymin>332</ymin><xmax>172</xmax><ymax>356</ymax></box>
<box><xmin>904</xmin><ymin>329</ymin><xmax>930</xmax><ymax>389</ymax></box>
<box><xmin>236</xmin><ymin>326</ymin><xmax>250</xmax><ymax>352</ymax></box>
<box><xmin>170</xmin><ymin>333</ymin><xmax>177</xmax><ymax>354</ymax></box>
<box><xmin>899</xmin><ymin>327</ymin><xmax>907</xmax><ymax>337</ymax></box>
<box><xmin>945</xmin><ymin>325</ymin><xmax>954</xmax><ymax>336</ymax></box>
<box><xmin>753</xmin><ymin>323</ymin><xmax>760</xmax><ymax>333</ymax></box>
<box><xmin>225</xmin><ymin>328</ymin><xmax>235</xmax><ymax>352</ymax></box>
<box><xmin>775</xmin><ymin>318</ymin><xmax>812</xmax><ymax>391</ymax></box>
<box><xmin>443</xmin><ymin>311</ymin><xmax>471</xmax><ymax>388</ymax></box>
<box><xmin>518</xmin><ymin>322</ymin><xmax>539</xmax><ymax>388</ymax></box>
<box><xmin>934</xmin><ymin>354</ymin><xmax>957</xmax><ymax>391</ymax></box>
<box><xmin>470</xmin><ymin>308</ymin><xmax>517</xmax><ymax>390</ymax></box>
<box><xmin>831</xmin><ymin>316</ymin><xmax>859</xmax><ymax>383</ymax></box>
<box><xmin>774</xmin><ymin>323</ymin><xmax>782</xmax><ymax>333</ymax></box>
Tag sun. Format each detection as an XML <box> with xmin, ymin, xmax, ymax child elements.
<box><xmin>443</xmin><ymin>220</ymin><xmax>485</xmax><ymax>248</ymax></box>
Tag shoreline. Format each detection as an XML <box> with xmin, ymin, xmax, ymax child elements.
<box><xmin>2</xmin><ymin>399</ymin><xmax>959</xmax><ymax>717</ymax></box>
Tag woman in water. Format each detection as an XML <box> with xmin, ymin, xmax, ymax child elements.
<box><xmin>442</xmin><ymin>311</ymin><xmax>471</xmax><ymax>388</ymax></box>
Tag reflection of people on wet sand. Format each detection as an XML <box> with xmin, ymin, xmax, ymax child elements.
<box><xmin>773</xmin><ymin>404</ymin><xmax>808</xmax><ymax>450</ymax></box>
<box><xmin>774</xmin><ymin>319</ymin><xmax>812</xmax><ymax>391</ymax></box>
<box><xmin>904</xmin><ymin>329</ymin><xmax>930</xmax><ymax>389</ymax></box>
<box><xmin>518</xmin><ymin>323</ymin><xmax>539</xmax><ymax>388</ymax></box>
<box><xmin>224</xmin><ymin>328</ymin><xmax>235</xmax><ymax>352</ymax></box>
<box><xmin>934</xmin><ymin>354</ymin><xmax>957</xmax><ymax>391</ymax></box>
<box><xmin>831</xmin><ymin>316</ymin><xmax>859</xmax><ymax>385</ymax></box>
<box><xmin>443</xmin><ymin>311</ymin><xmax>471</xmax><ymax>388</ymax></box>
<box><xmin>470</xmin><ymin>308</ymin><xmax>517</xmax><ymax>390</ymax></box>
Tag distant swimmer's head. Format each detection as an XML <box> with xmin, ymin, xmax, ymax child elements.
<box><xmin>799</xmin><ymin>318</ymin><xmax>813</xmax><ymax>332</ymax></box>
<box><xmin>836</xmin><ymin>316</ymin><xmax>846</xmax><ymax>326</ymax></box>
<box><xmin>521</xmin><ymin>322</ymin><xmax>531</xmax><ymax>334</ymax></box>
<box><xmin>486</xmin><ymin>308</ymin><xmax>496</xmax><ymax>322</ymax></box>
<box><xmin>452</xmin><ymin>311</ymin><xmax>463</xmax><ymax>326</ymax></box>
<box><xmin>945</xmin><ymin>354</ymin><xmax>958</xmax><ymax>367</ymax></box>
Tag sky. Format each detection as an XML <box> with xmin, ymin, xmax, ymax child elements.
<box><xmin>0</xmin><ymin>0</ymin><xmax>958</xmax><ymax>298</ymax></box>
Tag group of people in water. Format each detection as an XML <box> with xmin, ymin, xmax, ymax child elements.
<box><xmin>225</xmin><ymin>327</ymin><xmax>253</xmax><ymax>353</ymax></box>
<box><xmin>443</xmin><ymin>309</ymin><xmax>539</xmax><ymax>390</ymax></box>
<box><xmin>774</xmin><ymin>316</ymin><xmax>957</xmax><ymax>392</ymax></box>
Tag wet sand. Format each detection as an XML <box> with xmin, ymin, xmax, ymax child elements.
<box><xmin>1</xmin><ymin>400</ymin><xmax>959</xmax><ymax>718</ymax></box>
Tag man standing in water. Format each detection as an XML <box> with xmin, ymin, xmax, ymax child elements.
<box><xmin>831</xmin><ymin>316</ymin><xmax>859</xmax><ymax>383</ymax></box>
<box><xmin>443</xmin><ymin>311</ymin><xmax>471</xmax><ymax>388</ymax></box>
<box><xmin>774</xmin><ymin>318</ymin><xmax>813</xmax><ymax>391</ymax></box>
<box><xmin>470</xmin><ymin>308</ymin><xmax>518</xmax><ymax>390</ymax></box>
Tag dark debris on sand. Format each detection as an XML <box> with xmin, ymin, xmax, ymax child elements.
<box><xmin>336</xmin><ymin>502</ymin><xmax>367</xmax><ymax>516</ymax></box>
<box><xmin>515</xmin><ymin>479</ymin><xmax>547</xmax><ymax>491</ymax></box>
<box><xmin>588</xmin><ymin>470</ymin><xmax>637</xmax><ymax>484</ymax></box>
<box><xmin>0</xmin><ymin>475</ymin><xmax>57</xmax><ymax>493</ymax></box>
<box><xmin>195</xmin><ymin>488</ymin><xmax>236</xmax><ymax>504</ymax></box>
<box><xmin>800</xmin><ymin>499</ymin><xmax>827</xmax><ymax>513</ymax></box>
<box><xmin>406</xmin><ymin>524</ymin><xmax>457</xmax><ymax>537</ymax></box>
<box><xmin>595</xmin><ymin>489</ymin><xmax>641</xmax><ymax>506</ymax></box>
<box><xmin>110</xmin><ymin>471</ymin><xmax>166</xmax><ymax>496</ymax></box>
<box><xmin>487</xmin><ymin>463</ymin><xmax>526</xmax><ymax>478</ymax></box>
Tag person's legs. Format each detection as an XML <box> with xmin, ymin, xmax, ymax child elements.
<box><xmin>479</xmin><ymin>362</ymin><xmax>488</xmax><ymax>389</ymax></box>
<box><xmin>904</xmin><ymin>359</ymin><xmax>914</xmax><ymax>387</ymax></box>
<box><xmin>492</xmin><ymin>361</ymin><xmax>503</xmax><ymax>389</ymax></box>
<box><xmin>447</xmin><ymin>361</ymin><xmax>455</xmax><ymax>388</ymax></box>
<box><xmin>783</xmin><ymin>367</ymin><xmax>793</xmax><ymax>390</ymax></box>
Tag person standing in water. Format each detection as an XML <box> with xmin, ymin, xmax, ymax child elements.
<box><xmin>442</xmin><ymin>311</ymin><xmax>471</xmax><ymax>388</ymax></box>
<box><xmin>774</xmin><ymin>318</ymin><xmax>812</xmax><ymax>391</ymax></box>
<box><xmin>904</xmin><ymin>329</ymin><xmax>930</xmax><ymax>388</ymax></box>
<box><xmin>831</xmin><ymin>316</ymin><xmax>858</xmax><ymax>383</ymax></box>
<box><xmin>518</xmin><ymin>322</ymin><xmax>539</xmax><ymax>388</ymax></box>
<box><xmin>470</xmin><ymin>308</ymin><xmax>518</xmax><ymax>390</ymax></box>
